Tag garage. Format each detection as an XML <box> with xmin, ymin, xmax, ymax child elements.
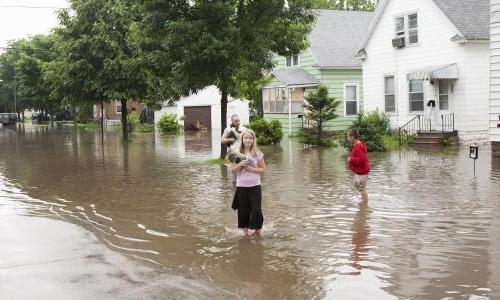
<box><xmin>183</xmin><ymin>106</ymin><xmax>211</xmax><ymax>130</ymax></box>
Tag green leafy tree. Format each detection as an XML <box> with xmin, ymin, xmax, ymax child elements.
<box><xmin>303</xmin><ymin>85</ymin><xmax>341</xmax><ymax>143</ymax></box>
<box><xmin>140</xmin><ymin>0</ymin><xmax>316</xmax><ymax>158</ymax></box>
<box><xmin>0</xmin><ymin>50</ymin><xmax>17</xmax><ymax>114</ymax></box>
<box><xmin>14</xmin><ymin>35</ymin><xmax>59</xmax><ymax>118</ymax></box>
<box><xmin>51</xmin><ymin>0</ymin><xmax>153</xmax><ymax>140</ymax></box>
<box><xmin>312</xmin><ymin>0</ymin><xmax>378</xmax><ymax>11</ymax></box>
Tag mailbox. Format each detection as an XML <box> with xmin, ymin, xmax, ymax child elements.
<box><xmin>470</xmin><ymin>144</ymin><xmax>478</xmax><ymax>160</ymax></box>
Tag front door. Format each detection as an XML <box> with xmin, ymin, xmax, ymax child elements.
<box><xmin>437</xmin><ymin>80</ymin><xmax>453</xmax><ymax>131</ymax></box>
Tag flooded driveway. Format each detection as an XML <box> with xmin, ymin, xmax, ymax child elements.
<box><xmin>1</xmin><ymin>124</ymin><xmax>499</xmax><ymax>299</ymax></box>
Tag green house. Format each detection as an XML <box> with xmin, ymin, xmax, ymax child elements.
<box><xmin>262</xmin><ymin>10</ymin><xmax>373</xmax><ymax>135</ymax></box>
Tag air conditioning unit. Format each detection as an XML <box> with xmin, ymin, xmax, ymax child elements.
<box><xmin>392</xmin><ymin>37</ymin><xmax>406</xmax><ymax>48</ymax></box>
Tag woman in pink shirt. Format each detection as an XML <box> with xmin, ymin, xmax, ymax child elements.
<box><xmin>231</xmin><ymin>129</ymin><xmax>266</xmax><ymax>237</ymax></box>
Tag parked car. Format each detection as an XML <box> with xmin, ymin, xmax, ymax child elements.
<box><xmin>0</xmin><ymin>113</ymin><xmax>17</xmax><ymax>125</ymax></box>
<box><xmin>32</xmin><ymin>113</ymin><xmax>50</xmax><ymax>122</ymax></box>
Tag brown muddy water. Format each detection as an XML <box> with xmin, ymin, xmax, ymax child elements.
<box><xmin>1</xmin><ymin>124</ymin><xmax>499</xmax><ymax>299</ymax></box>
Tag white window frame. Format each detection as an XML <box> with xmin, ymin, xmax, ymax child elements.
<box><xmin>285</xmin><ymin>54</ymin><xmax>299</xmax><ymax>67</ymax></box>
<box><xmin>115</xmin><ymin>101</ymin><xmax>122</xmax><ymax>113</ymax></box>
<box><xmin>344</xmin><ymin>83</ymin><xmax>360</xmax><ymax>117</ymax></box>
<box><xmin>394</xmin><ymin>12</ymin><xmax>419</xmax><ymax>46</ymax></box>
<box><xmin>394</xmin><ymin>16</ymin><xmax>405</xmax><ymax>37</ymax></box>
<box><xmin>408</xmin><ymin>80</ymin><xmax>424</xmax><ymax>112</ymax></box>
<box><xmin>408</xmin><ymin>13</ymin><xmax>418</xmax><ymax>45</ymax></box>
<box><xmin>384</xmin><ymin>75</ymin><xmax>396</xmax><ymax>113</ymax></box>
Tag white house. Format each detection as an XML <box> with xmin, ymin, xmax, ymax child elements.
<box><xmin>154</xmin><ymin>86</ymin><xmax>250</xmax><ymax>131</ymax></box>
<box><xmin>357</xmin><ymin>0</ymin><xmax>490</xmax><ymax>143</ymax></box>
<box><xmin>490</xmin><ymin>0</ymin><xmax>500</xmax><ymax>155</ymax></box>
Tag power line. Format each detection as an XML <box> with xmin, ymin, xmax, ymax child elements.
<box><xmin>0</xmin><ymin>5</ymin><xmax>65</xmax><ymax>9</ymax></box>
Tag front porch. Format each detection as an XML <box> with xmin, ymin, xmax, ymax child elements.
<box><xmin>398</xmin><ymin>113</ymin><xmax>457</xmax><ymax>145</ymax></box>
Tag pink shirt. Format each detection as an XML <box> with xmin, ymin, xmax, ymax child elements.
<box><xmin>236</xmin><ymin>152</ymin><xmax>264</xmax><ymax>187</ymax></box>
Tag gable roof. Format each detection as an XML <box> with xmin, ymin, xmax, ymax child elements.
<box><xmin>432</xmin><ymin>0</ymin><xmax>489</xmax><ymax>40</ymax></box>
<box><xmin>358</xmin><ymin>0</ymin><xmax>489</xmax><ymax>52</ymax></box>
<box><xmin>309</xmin><ymin>10</ymin><xmax>374</xmax><ymax>68</ymax></box>
<box><xmin>271</xmin><ymin>68</ymin><xmax>320</xmax><ymax>87</ymax></box>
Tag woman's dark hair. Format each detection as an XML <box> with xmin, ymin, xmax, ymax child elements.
<box><xmin>347</xmin><ymin>128</ymin><xmax>361</xmax><ymax>140</ymax></box>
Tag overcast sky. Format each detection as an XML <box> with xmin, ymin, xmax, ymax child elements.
<box><xmin>0</xmin><ymin>0</ymin><xmax>68</xmax><ymax>50</ymax></box>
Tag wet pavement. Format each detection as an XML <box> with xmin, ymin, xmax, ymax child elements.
<box><xmin>0</xmin><ymin>124</ymin><xmax>499</xmax><ymax>299</ymax></box>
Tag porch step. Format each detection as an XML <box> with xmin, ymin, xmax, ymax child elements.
<box><xmin>411</xmin><ymin>131</ymin><xmax>458</xmax><ymax>146</ymax></box>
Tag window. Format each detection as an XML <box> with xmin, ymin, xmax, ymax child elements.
<box><xmin>344</xmin><ymin>84</ymin><xmax>359</xmax><ymax>116</ymax></box>
<box><xmin>286</xmin><ymin>55</ymin><xmax>299</xmax><ymax>67</ymax></box>
<box><xmin>263</xmin><ymin>87</ymin><xmax>288</xmax><ymax>113</ymax></box>
<box><xmin>116</xmin><ymin>101</ymin><xmax>122</xmax><ymax>113</ymax></box>
<box><xmin>408</xmin><ymin>14</ymin><xmax>418</xmax><ymax>44</ymax></box>
<box><xmin>409</xmin><ymin>80</ymin><xmax>424</xmax><ymax>112</ymax></box>
<box><xmin>439</xmin><ymin>80</ymin><xmax>449</xmax><ymax>110</ymax></box>
<box><xmin>395</xmin><ymin>16</ymin><xmax>405</xmax><ymax>37</ymax></box>
<box><xmin>384</xmin><ymin>76</ymin><xmax>396</xmax><ymax>112</ymax></box>
<box><xmin>394</xmin><ymin>13</ymin><xmax>418</xmax><ymax>45</ymax></box>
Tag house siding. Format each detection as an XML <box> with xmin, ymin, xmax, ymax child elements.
<box><xmin>362</xmin><ymin>0</ymin><xmax>489</xmax><ymax>142</ymax></box>
<box><xmin>265</xmin><ymin>50</ymin><xmax>363</xmax><ymax>134</ymax></box>
<box><xmin>491</xmin><ymin>0</ymin><xmax>500</xmax><ymax>143</ymax></box>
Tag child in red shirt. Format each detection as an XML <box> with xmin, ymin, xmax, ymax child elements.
<box><xmin>347</xmin><ymin>129</ymin><xmax>370</xmax><ymax>202</ymax></box>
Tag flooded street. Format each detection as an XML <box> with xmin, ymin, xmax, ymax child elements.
<box><xmin>1</xmin><ymin>124</ymin><xmax>500</xmax><ymax>299</ymax></box>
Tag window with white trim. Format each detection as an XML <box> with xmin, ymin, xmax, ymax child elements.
<box><xmin>409</xmin><ymin>80</ymin><xmax>424</xmax><ymax>112</ymax></box>
<box><xmin>286</xmin><ymin>55</ymin><xmax>299</xmax><ymax>67</ymax></box>
<box><xmin>344</xmin><ymin>84</ymin><xmax>359</xmax><ymax>116</ymax></box>
<box><xmin>394</xmin><ymin>13</ymin><xmax>418</xmax><ymax>45</ymax></box>
<box><xmin>395</xmin><ymin>16</ymin><xmax>405</xmax><ymax>37</ymax></box>
<box><xmin>384</xmin><ymin>76</ymin><xmax>396</xmax><ymax>112</ymax></box>
<box><xmin>439</xmin><ymin>80</ymin><xmax>449</xmax><ymax>110</ymax></box>
<box><xmin>408</xmin><ymin>13</ymin><xmax>418</xmax><ymax>44</ymax></box>
<box><xmin>116</xmin><ymin>101</ymin><xmax>122</xmax><ymax>113</ymax></box>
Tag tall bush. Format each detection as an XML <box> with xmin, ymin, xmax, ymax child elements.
<box><xmin>157</xmin><ymin>114</ymin><xmax>181</xmax><ymax>133</ymax></box>
<box><xmin>340</xmin><ymin>111</ymin><xmax>390</xmax><ymax>152</ymax></box>
<box><xmin>246</xmin><ymin>118</ymin><xmax>283</xmax><ymax>145</ymax></box>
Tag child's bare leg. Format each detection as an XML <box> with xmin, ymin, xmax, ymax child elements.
<box><xmin>243</xmin><ymin>228</ymin><xmax>249</xmax><ymax>235</ymax></box>
<box><xmin>254</xmin><ymin>229</ymin><xmax>261</xmax><ymax>237</ymax></box>
<box><xmin>360</xmin><ymin>190</ymin><xmax>368</xmax><ymax>202</ymax></box>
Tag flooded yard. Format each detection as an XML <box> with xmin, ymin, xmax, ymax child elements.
<box><xmin>1</xmin><ymin>124</ymin><xmax>499</xmax><ymax>299</ymax></box>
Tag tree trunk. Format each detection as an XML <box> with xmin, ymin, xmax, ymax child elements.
<box><xmin>121</xmin><ymin>98</ymin><xmax>128</xmax><ymax>142</ymax></box>
<box><xmin>101</xmin><ymin>100</ymin><xmax>104</xmax><ymax>145</ymax></box>
<box><xmin>73</xmin><ymin>105</ymin><xmax>77</xmax><ymax>127</ymax></box>
<box><xmin>219</xmin><ymin>87</ymin><xmax>228</xmax><ymax>159</ymax></box>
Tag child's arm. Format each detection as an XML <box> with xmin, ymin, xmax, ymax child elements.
<box><xmin>244</xmin><ymin>156</ymin><xmax>266</xmax><ymax>174</ymax></box>
<box><xmin>232</xmin><ymin>159</ymin><xmax>248</xmax><ymax>172</ymax></box>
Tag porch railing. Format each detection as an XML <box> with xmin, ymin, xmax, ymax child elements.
<box><xmin>398</xmin><ymin>113</ymin><xmax>456</xmax><ymax>145</ymax></box>
<box><xmin>440</xmin><ymin>113</ymin><xmax>455</xmax><ymax>132</ymax></box>
<box><xmin>398</xmin><ymin>114</ymin><xmax>422</xmax><ymax>145</ymax></box>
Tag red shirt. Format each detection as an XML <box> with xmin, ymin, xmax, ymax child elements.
<box><xmin>348</xmin><ymin>141</ymin><xmax>370</xmax><ymax>175</ymax></box>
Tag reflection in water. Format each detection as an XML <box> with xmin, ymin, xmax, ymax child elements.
<box><xmin>234</xmin><ymin>238</ymin><xmax>264</xmax><ymax>299</ymax></box>
<box><xmin>0</xmin><ymin>125</ymin><xmax>499</xmax><ymax>299</ymax></box>
<box><xmin>350</xmin><ymin>201</ymin><xmax>370</xmax><ymax>272</ymax></box>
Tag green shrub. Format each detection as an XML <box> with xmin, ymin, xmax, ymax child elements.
<box><xmin>77</xmin><ymin>103</ymin><xmax>93</xmax><ymax>123</ymax></box>
<box><xmin>246</xmin><ymin>118</ymin><xmax>283</xmax><ymax>145</ymax></box>
<box><xmin>340</xmin><ymin>111</ymin><xmax>390</xmax><ymax>152</ymax></box>
<box><xmin>127</xmin><ymin>111</ymin><xmax>141</xmax><ymax>126</ymax></box>
<box><xmin>136</xmin><ymin>123</ymin><xmax>154</xmax><ymax>133</ymax></box>
<box><xmin>157</xmin><ymin>114</ymin><xmax>181</xmax><ymax>133</ymax></box>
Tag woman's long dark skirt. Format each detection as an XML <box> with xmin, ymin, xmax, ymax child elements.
<box><xmin>232</xmin><ymin>185</ymin><xmax>263</xmax><ymax>230</ymax></box>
